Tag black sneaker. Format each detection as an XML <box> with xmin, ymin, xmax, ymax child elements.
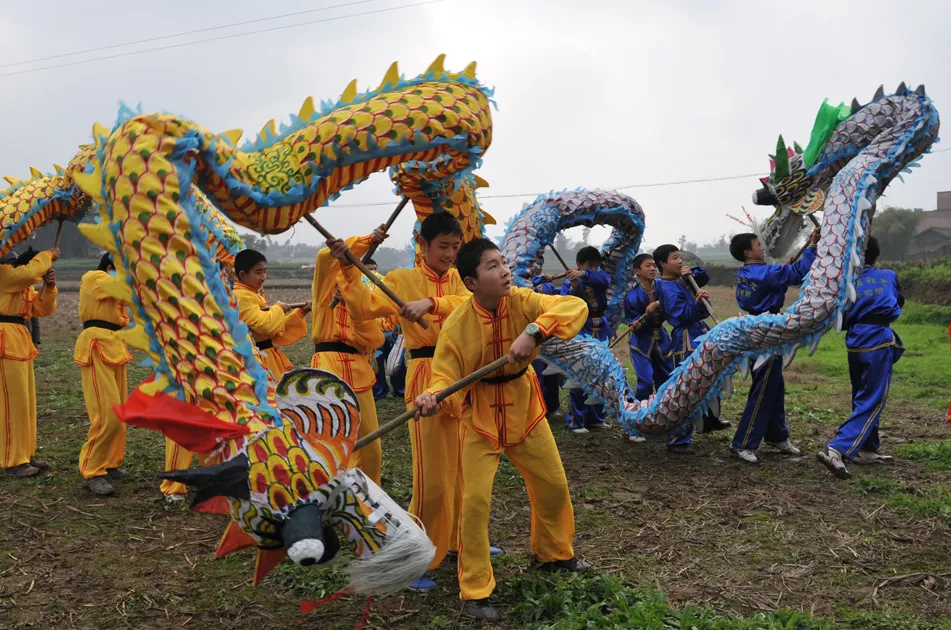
<box><xmin>83</xmin><ymin>476</ymin><xmax>115</xmax><ymax>496</ymax></box>
<box><xmin>704</xmin><ymin>417</ymin><xmax>732</xmax><ymax>432</ymax></box>
<box><xmin>6</xmin><ymin>463</ymin><xmax>40</xmax><ymax>477</ymax></box>
<box><xmin>532</xmin><ymin>556</ymin><xmax>591</xmax><ymax>573</ymax></box>
<box><xmin>667</xmin><ymin>444</ymin><xmax>696</xmax><ymax>456</ymax></box>
<box><xmin>106</xmin><ymin>468</ymin><xmax>128</xmax><ymax>480</ymax></box>
<box><xmin>29</xmin><ymin>458</ymin><xmax>50</xmax><ymax>471</ymax></box>
<box><xmin>462</xmin><ymin>598</ymin><xmax>499</xmax><ymax>622</ymax></box>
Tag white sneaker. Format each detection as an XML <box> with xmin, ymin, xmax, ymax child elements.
<box><xmin>732</xmin><ymin>448</ymin><xmax>758</xmax><ymax>464</ymax></box>
<box><xmin>627</xmin><ymin>434</ymin><xmax>646</xmax><ymax>443</ymax></box>
<box><xmin>766</xmin><ymin>439</ymin><xmax>801</xmax><ymax>456</ymax></box>
<box><xmin>165</xmin><ymin>493</ymin><xmax>186</xmax><ymax>503</ymax></box>
<box><xmin>817</xmin><ymin>446</ymin><xmax>851</xmax><ymax>479</ymax></box>
<box><xmin>570</xmin><ymin>427</ymin><xmax>589</xmax><ymax>435</ymax></box>
<box><xmin>853</xmin><ymin>451</ymin><xmax>894</xmax><ymax>466</ymax></box>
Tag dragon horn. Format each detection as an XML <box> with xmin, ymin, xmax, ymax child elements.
<box><xmin>873</xmin><ymin>85</ymin><xmax>884</xmax><ymax>100</ymax></box>
<box><xmin>773</xmin><ymin>136</ymin><xmax>790</xmax><ymax>180</ymax></box>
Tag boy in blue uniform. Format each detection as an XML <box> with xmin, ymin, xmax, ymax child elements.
<box><xmin>532</xmin><ymin>274</ymin><xmax>563</xmax><ymax>418</ymax></box>
<box><xmin>653</xmin><ymin>245</ymin><xmax>730</xmax><ymax>453</ymax></box>
<box><xmin>729</xmin><ymin>229</ymin><xmax>819</xmax><ymax>464</ymax></box>
<box><xmin>622</xmin><ymin>253</ymin><xmax>671</xmax><ymax>443</ymax></box>
<box><xmin>818</xmin><ymin>237</ymin><xmax>904</xmax><ymax>479</ymax></box>
<box><xmin>561</xmin><ymin>247</ymin><xmax>612</xmax><ymax>433</ymax></box>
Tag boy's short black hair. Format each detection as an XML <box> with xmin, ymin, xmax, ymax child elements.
<box><xmin>419</xmin><ymin>212</ymin><xmax>463</xmax><ymax>243</ymax></box>
<box><xmin>234</xmin><ymin>249</ymin><xmax>267</xmax><ymax>276</ymax></box>
<box><xmin>365</xmin><ymin>258</ymin><xmax>378</xmax><ymax>267</ymax></box>
<box><xmin>97</xmin><ymin>253</ymin><xmax>114</xmax><ymax>271</ymax></box>
<box><xmin>729</xmin><ymin>233</ymin><xmax>758</xmax><ymax>263</ymax></box>
<box><xmin>633</xmin><ymin>253</ymin><xmax>654</xmax><ymax>269</ymax></box>
<box><xmin>576</xmin><ymin>246</ymin><xmax>601</xmax><ymax>267</ymax></box>
<box><xmin>456</xmin><ymin>238</ymin><xmax>499</xmax><ymax>281</ymax></box>
<box><xmin>652</xmin><ymin>244</ymin><xmax>679</xmax><ymax>266</ymax></box>
<box><xmin>865</xmin><ymin>236</ymin><xmax>880</xmax><ymax>266</ymax></box>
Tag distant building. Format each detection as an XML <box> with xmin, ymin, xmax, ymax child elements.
<box><xmin>908</xmin><ymin>191</ymin><xmax>951</xmax><ymax>260</ymax></box>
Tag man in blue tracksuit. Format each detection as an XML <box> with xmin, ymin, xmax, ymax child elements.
<box><xmin>622</xmin><ymin>253</ymin><xmax>671</xmax><ymax>443</ymax></box>
<box><xmin>653</xmin><ymin>244</ymin><xmax>731</xmax><ymax>454</ymax></box>
<box><xmin>561</xmin><ymin>246</ymin><xmax>612</xmax><ymax>433</ymax></box>
<box><xmin>531</xmin><ymin>274</ymin><xmax>564</xmax><ymax>418</ymax></box>
<box><xmin>818</xmin><ymin>237</ymin><xmax>904</xmax><ymax>479</ymax></box>
<box><xmin>729</xmin><ymin>229</ymin><xmax>819</xmax><ymax>464</ymax></box>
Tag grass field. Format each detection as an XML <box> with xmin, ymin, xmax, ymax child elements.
<box><xmin>2</xmin><ymin>286</ymin><xmax>950</xmax><ymax>629</ymax></box>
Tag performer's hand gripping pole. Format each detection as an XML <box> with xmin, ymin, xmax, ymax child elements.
<box><xmin>685</xmin><ymin>274</ymin><xmax>719</xmax><ymax>325</ymax></box>
<box><xmin>354</xmin><ymin>356</ymin><xmax>511</xmax><ymax>451</ymax></box>
<box><xmin>37</xmin><ymin>219</ymin><xmax>64</xmax><ymax>301</ymax></box>
<box><xmin>303</xmin><ymin>213</ymin><xmax>428</xmax><ymax>329</ymax></box>
<box><xmin>790</xmin><ymin>214</ymin><xmax>822</xmax><ymax>264</ymax></box>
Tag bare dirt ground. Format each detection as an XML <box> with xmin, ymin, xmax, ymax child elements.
<box><xmin>2</xmin><ymin>286</ymin><xmax>949</xmax><ymax>629</ymax></box>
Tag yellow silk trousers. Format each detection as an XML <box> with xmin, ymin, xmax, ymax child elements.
<box><xmin>408</xmin><ymin>408</ymin><xmax>462</xmax><ymax>571</ymax></box>
<box><xmin>350</xmin><ymin>387</ymin><xmax>381</xmax><ymax>486</ymax></box>
<box><xmin>78</xmin><ymin>356</ymin><xmax>129</xmax><ymax>478</ymax></box>
<box><xmin>457</xmin><ymin>420</ymin><xmax>575</xmax><ymax>601</ymax></box>
<box><xmin>161</xmin><ymin>438</ymin><xmax>196</xmax><ymax>496</ymax></box>
<box><xmin>0</xmin><ymin>357</ymin><xmax>37</xmax><ymax>469</ymax></box>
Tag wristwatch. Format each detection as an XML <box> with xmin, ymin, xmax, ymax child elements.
<box><xmin>525</xmin><ymin>322</ymin><xmax>545</xmax><ymax>344</ymax></box>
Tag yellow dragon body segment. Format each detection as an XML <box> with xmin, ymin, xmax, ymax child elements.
<box><xmin>71</xmin><ymin>57</ymin><xmax>491</xmax><ymax>588</ymax></box>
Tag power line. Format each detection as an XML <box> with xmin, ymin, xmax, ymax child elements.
<box><xmin>0</xmin><ymin>0</ymin><xmax>447</xmax><ymax>78</ymax></box>
<box><xmin>327</xmin><ymin>146</ymin><xmax>951</xmax><ymax>208</ymax></box>
<box><xmin>0</xmin><ymin>0</ymin><xmax>379</xmax><ymax>69</ymax></box>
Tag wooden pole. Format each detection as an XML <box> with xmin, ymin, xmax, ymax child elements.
<box><xmin>549</xmin><ymin>246</ymin><xmax>572</xmax><ymax>272</ymax></box>
<box><xmin>685</xmin><ymin>274</ymin><xmax>718</xmax><ymax>325</ymax></box>
<box><xmin>329</xmin><ymin>197</ymin><xmax>410</xmax><ymax>309</ymax></box>
<box><xmin>37</xmin><ymin>219</ymin><xmax>64</xmax><ymax>301</ymax></box>
<box><xmin>262</xmin><ymin>301</ymin><xmax>308</xmax><ymax>311</ymax></box>
<box><xmin>609</xmin><ymin>327</ymin><xmax>632</xmax><ymax>349</ymax></box>
<box><xmin>354</xmin><ymin>356</ymin><xmax>511</xmax><ymax>451</ymax></box>
<box><xmin>303</xmin><ymin>214</ymin><xmax>428</xmax><ymax>329</ymax></box>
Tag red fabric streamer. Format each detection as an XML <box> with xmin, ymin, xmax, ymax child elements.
<box><xmin>300</xmin><ymin>590</ymin><xmax>372</xmax><ymax>630</ymax></box>
<box><xmin>114</xmin><ymin>386</ymin><xmax>251</xmax><ymax>452</ymax></box>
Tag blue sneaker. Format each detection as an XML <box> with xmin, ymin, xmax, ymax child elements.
<box><xmin>409</xmin><ymin>574</ymin><xmax>437</xmax><ymax>592</ymax></box>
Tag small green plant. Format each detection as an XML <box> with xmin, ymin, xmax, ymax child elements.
<box><xmin>899</xmin><ymin>441</ymin><xmax>951</xmax><ymax>470</ymax></box>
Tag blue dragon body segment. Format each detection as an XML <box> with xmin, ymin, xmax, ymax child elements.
<box><xmin>499</xmin><ymin>189</ymin><xmax>691</xmax><ymax>436</ymax></box>
<box><xmin>625</xmin><ymin>84</ymin><xmax>939</xmax><ymax>430</ymax></box>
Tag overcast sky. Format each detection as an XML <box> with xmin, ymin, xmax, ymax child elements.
<box><xmin>1</xmin><ymin>0</ymin><xmax>948</xmax><ymax>252</ymax></box>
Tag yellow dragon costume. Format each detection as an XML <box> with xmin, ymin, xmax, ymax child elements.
<box><xmin>0</xmin><ymin>56</ymin><xmax>493</xmax><ymax>593</ymax></box>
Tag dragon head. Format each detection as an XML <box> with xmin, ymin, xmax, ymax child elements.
<box><xmin>125</xmin><ymin>368</ymin><xmax>434</xmax><ymax>592</ymax></box>
<box><xmin>752</xmin><ymin>136</ymin><xmax>825</xmax><ymax>215</ymax></box>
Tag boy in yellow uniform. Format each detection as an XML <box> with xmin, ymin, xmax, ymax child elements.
<box><xmin>75</xmin><ymin>254</ymin><xmax>133</xmax><ymax>495</ymax></box>
<box><xmin>415</xmin><ymin>238</ymin><xmax>590</xmax><ymax>621</ymax></box>
<box><xmin>232</xmin><ymin>249</ymin><xmax>311</xmax><ymax>380</ymax></box>
<box><xmin>311</xmin><ymin>225</ymin><xmax>387</xmax><ymax>485</ymax></box>
<box><xmin>0</xmin><ymin>246</ymin><xmax>59</xmax><ymax>477</ymax></box>
<box><xmin>330</xmin><ymin>213</ymin><xmax>503</xmax><ymax>591</ymax></box>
